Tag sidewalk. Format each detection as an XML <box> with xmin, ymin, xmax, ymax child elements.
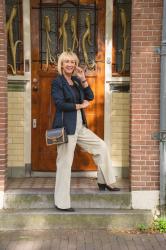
<box><xmin>0</xmin><ymin>229</ymin><xmax>166</xmax><ymax>250</ymax></box>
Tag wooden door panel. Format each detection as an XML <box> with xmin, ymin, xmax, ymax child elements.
<box><xmin>31</xmin><ymin>0</ymin><xmax>105</xmax><ymax>172</ymax></box>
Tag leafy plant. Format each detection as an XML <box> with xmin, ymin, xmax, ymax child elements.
<box><xmin>153</xmin><ymin>217</ymin><xmax>166</xmax><ymax>233</ymax></box>
<box><xmin>137</xmin><ymin>223</ymin><xmax>149</xmax><ymax>232</ymax></box>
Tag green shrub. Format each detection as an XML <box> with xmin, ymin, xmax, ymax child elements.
<box><xmin>153</xmin><ymin>217</ymin><xmax>166</xmax><ymax>233</ymax></box>
<box><xmin>137</xmin><ymin>223</ymin><xmax>149</xmax><ymax>232</ymax></box>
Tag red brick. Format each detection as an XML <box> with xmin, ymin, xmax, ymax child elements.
<box><xmin>0</xmin><ymin>0</ymin><xmax>7</xmax><ymax>192</ymax></box>
<box><xmin>141</xmin><ymin>176</ymin><xmax>151</xmax><ymax>181</ymax></box>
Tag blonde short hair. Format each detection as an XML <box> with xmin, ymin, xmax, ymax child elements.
<box><xmin>57</xmin><ymin>51</ymin><xmax>79</xmax><ymax>75</ymax></box>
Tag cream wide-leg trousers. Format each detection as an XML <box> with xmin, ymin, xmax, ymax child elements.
<box><xmin>54</xmin><ymin>110</ymin><xmax>116</xmax><ymax>209</ymax></box>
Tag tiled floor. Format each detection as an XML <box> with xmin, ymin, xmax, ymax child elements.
<box><xmin>6</xmin><ymin>177</ymin><xmax>130</xmax><ymax>191</ymax></box>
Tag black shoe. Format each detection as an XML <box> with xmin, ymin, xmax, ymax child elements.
<box><xmin>98</xmin><ymin>183</ymin><xmax>120</xmax><ymax>191</ymax></box>
<box><xmin>55</xmin><ymin>205</ymin><xmax>75</xmax><ymax>212</ymax></box>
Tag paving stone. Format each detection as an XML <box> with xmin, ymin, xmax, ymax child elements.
<box><xmin>0</xmin><ymin>230</ymin><xmax>166</xmax><ymax>250</ymax></box>
<box><xmin>125</xmin><ymin>236</ymin><xmax>137</xmax><ymax>250</ymax></box>
<box><xmin>141</xmin><ymin>235</ymin><xmax>155</xmax><ymax>250</ymax></box>
<box><xmin>100</xmin><ymin>231</ymin><xmax>112</xmax><ymax>250</ymax></box>
<box><xmin>117</xmin><ymin>235</ymin><xmax>129</xmax><ymax>250</ymax></box>
<box><xmin>155</xmin><ymin>233</ymin><xmax>166</xmax><ymax>249</ymax></box>
<box><xmin>92</xmin><ymin>231</ymin><xmax>103</xmax><ymax>250</ymax></box>
<box><xmin>68</xmin><ymin>231</ymin><xmax>77</xmax><ymax>250</ymax></box>
<box><xmin>50</xmin><ymin>238</ymin><xmax>61</xmax><ymax>250</ymax></box>
<box><xmin>14</xmin><ymin>240</ymin><xmax>35</xmax><ymax>250</ymax></box>
<box><xmin>76</xmin><ymin>231</ymin><xmax>86</xmax><ymax>250</ymax></box>
<box><xmin>131</xmin><ymin>235</ymin><xmax>145</xmax><ymax>250</ymax></box>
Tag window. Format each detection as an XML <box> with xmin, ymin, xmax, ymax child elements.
<box><xmin>6</xmin><ymin>0</ymin><xmax>23</xmax><ymax>75</ymax></box>
<box><xmin>112</xmin><ymin>0</ymin><xmax>131</xmax><ymax>76</ymax></box>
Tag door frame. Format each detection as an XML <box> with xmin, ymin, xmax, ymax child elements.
<box><xmin>8</xmin><ymin>0</ymin><xmax>32</xmax><ymax>172</ymax></box>
<box><xmin>104</xmin><ymin>0</ymin><xmax>130</xmax><ymax>178</ymax></box>
<box><xmin>22</xmin><ymin>0</ymin><xmax>117</xmax><ymax>175</ymax></box>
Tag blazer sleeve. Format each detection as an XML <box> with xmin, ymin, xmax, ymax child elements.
<box><xmin>74</xmin><ymin>76</ymin><xmax>94</xmax><ymax>101</ymax></box>
<box><xmin>51</xmin><ymin>79</ymin><xmax>76</xmax><ymax>112</ymax></box>
<box><xmin>83</xmin><ymin>86</ymin><xmax>94</xmax><ymax>101</ymax></box>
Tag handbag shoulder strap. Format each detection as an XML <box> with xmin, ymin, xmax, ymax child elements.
<box><xmin>48</xmin><ymin>86</ymin><xmax>64</xmax><ymax>129</ymax></box>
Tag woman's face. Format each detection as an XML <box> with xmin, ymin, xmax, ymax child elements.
<box><xmin>61</xmin><ymin>57</ymin><xmax>76</xmax><ymax>75</ymax></box>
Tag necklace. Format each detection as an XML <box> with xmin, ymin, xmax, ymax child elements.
<box><xmin>63</xmin><ymin>74</ymin><xmax>73</xmax><ymax>86</ymax></box>
<box><xmin>67</xmin><ymin>79</ymin><xmax>74</xmax><ymax>86</ymax></box>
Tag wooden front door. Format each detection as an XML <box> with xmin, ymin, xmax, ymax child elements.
<box><xmin>31</xmin><ymin>0</ymin><xmax>105</xmax><ymax>172</ymax></box>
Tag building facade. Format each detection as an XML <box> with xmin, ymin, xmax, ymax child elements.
<box><xmin>0</xmin><ymin>0</ymin><xmax>164</xmax><ymax>211</ymax></box>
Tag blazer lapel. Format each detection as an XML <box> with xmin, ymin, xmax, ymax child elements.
<box><xmin>72</xmin><ymin>78</ymin><xmax>84</xmax><ymax>102</ymax></box>
<box><xmin>61</xmin><ymin>75</ymin><xmax>76</xmax><ymax>102</ymax></box>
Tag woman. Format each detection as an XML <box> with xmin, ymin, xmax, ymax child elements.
<box><xmin>52</xmin><ymin>51</ymin><xmax>120</xmax><ymax>212</ymax></box>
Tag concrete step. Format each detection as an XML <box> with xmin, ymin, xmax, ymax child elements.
<box><xmin>0</xmin><ymin>208</ymin><xmax>153</xmax><ymax>230</ymax></box>
<box><xmin>4</xmin><ymin>189</ymin><xmax>131</xmax><ymax>209</ymax></box>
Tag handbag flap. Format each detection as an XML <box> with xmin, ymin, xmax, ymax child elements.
<box><xmin>46</xmin><ymin>128</ymin><xmax>64</xmax><ymax>139</ymax></box>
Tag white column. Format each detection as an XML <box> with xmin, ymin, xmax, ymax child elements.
<box><xmin>132</xmin><ymin>191</ymin><xmax>160</xmax><ymax>214</ymax></box>
<box><xmin>0</xmin><ymin>192</ymin><xmax>4</xmax><ymax>209</ymax></box>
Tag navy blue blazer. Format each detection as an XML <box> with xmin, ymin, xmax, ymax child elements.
<box><xmin>51</xmin><ymin>75</ymin><xmax>94</xmax><ymax>135</ymax></box>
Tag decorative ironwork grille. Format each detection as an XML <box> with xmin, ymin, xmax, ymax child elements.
<box><xmin>34</xmin><ymin>0</ymin><xmax>98</xmax><ymax>71</ymax></box>
<box><xmin>112</xmin><ymin>0</ymin><xmax>131</xmax><ymax>76</ymax></box>
<box><xmin>6</xmin><ymin>0</ymin><xmax>23</xmax><ymax>75</ymax></box>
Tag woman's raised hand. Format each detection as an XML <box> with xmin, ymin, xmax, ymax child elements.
<box><xmin>75</xmin><ymin>66</ymin><xmax>86</xmax><ymax>81</ymax></box>
<box><xmin>75</xmin><ymin>67</ymin><xmax>88</xmax><ymax>88</ymax></box>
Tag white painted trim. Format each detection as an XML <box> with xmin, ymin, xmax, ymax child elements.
<box><xmin>7</xmin><ymin>0</ymin><xmax>31</xmax><ymax>82</ymax></box>
<box><xmin>23</xmin><ymin>0</ymin><xmax>31</xmax><ymax>165</ymax></box>
<box><xmin>104</xmin><ymin>0</ymin><xmax>113</xmax><ymax>154</ymax></box>
<box><xmin>131</xmin><ymin>190</ymin><xmax>159</xmax><ymax>212</ymax></box>
<box><xmin>23</xmin><ymin>0</ymin><xmax>31</xmax><ymax>78</ymax></box>
<box><xmin>7</xmin><ymin>1</ymin><xmax>31</xmax><ymax>167</ymax></box>
<box><xmin>110</xmin><ymin>76</ymin><xmax>130</xmax><ymax>83</ymax></box>
<box><xmin>0</xmin><ymin>191</ymin><xmax>4</xmax><ymax>209</ymax></box>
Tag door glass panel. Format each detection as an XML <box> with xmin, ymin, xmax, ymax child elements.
<box><xmin>6</xmin><ymin>0</ymin><xmax>24</xmax><ymax>75</ymax></box>
<box><xmin>38</xmin><ymin>1</ymin><xmax>98</xmax><ymax>71</ymax></box>
<box><xmin>112</xmin><ymin>0</ymin><xmax>131</xmax><ymax>76</ymax></box>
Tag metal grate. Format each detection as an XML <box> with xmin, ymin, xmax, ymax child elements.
<box><xmin>112</xmin><ymin>0</ymin><xmax>131</xmax><ymax>76</ymax></box>
<box><xmin>33</xmin><ymin>0</ymin><xmax>98</xmax><ymax>71</ymax></box>
<box><xmin>6</xmin><ymin>0</ymin><xmax>24</xmax><ymax>75</ymax></box>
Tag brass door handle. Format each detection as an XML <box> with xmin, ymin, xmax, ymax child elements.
<box><xmin>33</xmin><ymin>78</ymin><xmax>38</xmax><ymax>83</ymax></box>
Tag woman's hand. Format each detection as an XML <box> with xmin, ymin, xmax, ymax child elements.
<box><xmin>81</xmin><ymin>100</ymin><xmax>89</xmax><ymax>108</ymax></box>
<box><xmin>75</xmin><ymin>66</ymin><xmax>88</xmax><ymax>88</ymax></box>
<box><xmin>75</xmin><ymin>66</ymin><xmax>85</xmax><ymax>80</ymax></box>
<box><xmin>76</xmin><ymin>100</ymin><xmax>89</xmax><ymax>110</ymax></box>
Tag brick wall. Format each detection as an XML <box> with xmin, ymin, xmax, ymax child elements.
<box><xmin>130</xmin><ymin>0</ymin><xmax>162</xmax><ymax>191</ymax></box>
<box><xmin>0</xmin><ymin>0</ymin><xmax>7</xmax><ymax>191</ymax></box>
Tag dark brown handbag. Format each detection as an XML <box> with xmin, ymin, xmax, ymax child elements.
<box><xmin>45</xmin><ymin>95</ymin><xmax>68</xmax><ymax>146</ymax></box>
